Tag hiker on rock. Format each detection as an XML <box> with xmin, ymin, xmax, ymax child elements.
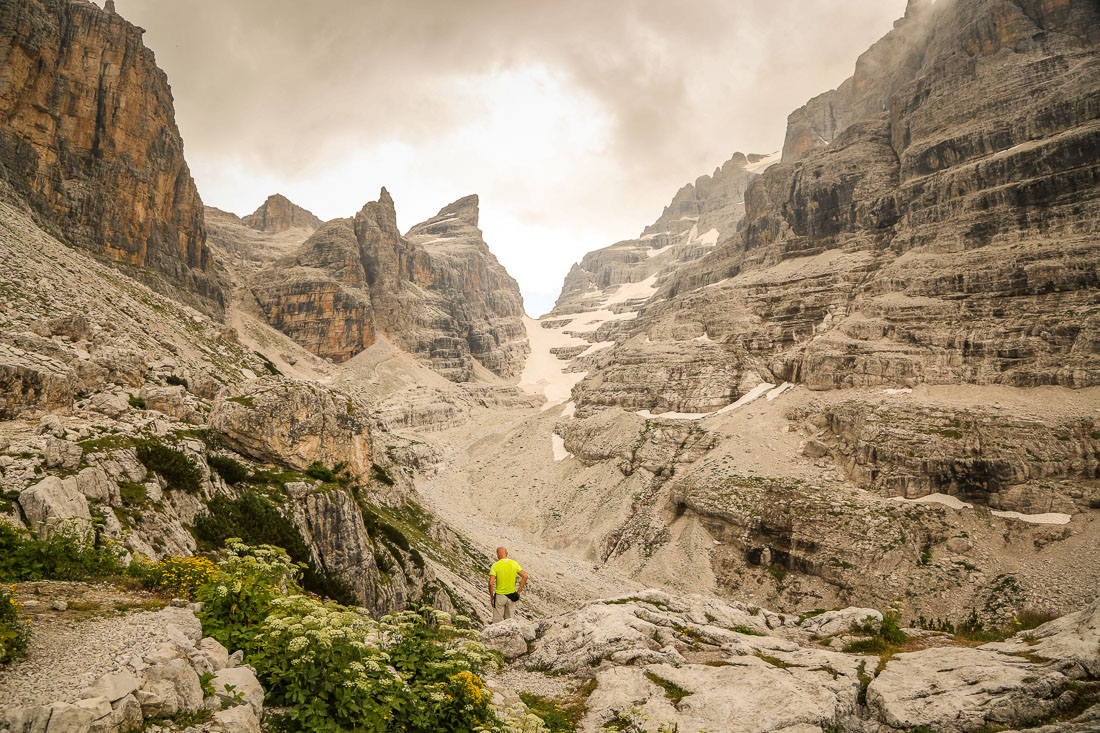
<box><xmin>489</xmin><ymin>546</ymin><xmax>527</xmax><ymax>622</ymax></box>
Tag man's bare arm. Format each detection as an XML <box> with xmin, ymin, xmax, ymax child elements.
<box><xmin>517</xmin><ymin>569</ymin><xmax>528</xmax><ymax>594</ymax></box>
<box><xmin>489</xmin><ymin>575</ymin><xmax>496</xmax><ymax>602</ymax></box>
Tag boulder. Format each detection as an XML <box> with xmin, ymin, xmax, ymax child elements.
<box><xmin>43</xmin><ymin>437</ymin><xmax>83</xmax><ymax>470</ymax></box>
<box><xmin>82</xmin><ymin>670</ymin><xmax>140</xmax><ymax>702</ymax></box>
<box><xmin>798</xmin><ymin>608</ymin><xmax>882</xmax><ymax>636</ymax></box>
<box><xmin>209</xmin><ymin>666</ymin><xmax>264</xmax><ymax>714</ymax></box>
<box><xmin>136</xmin><ymin>679</ymin><xmax>178</xmax><ymax>719</ymax></box>
<box><xmin>142</xmin><ymin>658</ymin><xmax>203</xmax><ymax>713</ymax></box>
<box><xmin>18</xmin><ymin>476</ymin><xmax>92</xmax><ymax>533</ymax></box>
<box><xmin>66</xmin><ymin>467</ymin><xmax>116</xmax><ymax>504</ymax></box>
<box><xmin>481</xmin><ymin>619</ymin><xmax>537</xmax><ymax>660</ymax></box>
<box><xmin>209</xmin><ymin>377</ymin><xmax>373</xmax><ymax>478</ymax></box>
<box><xmin>88</xmin><ymin>390</ymin><xmax>129</xmax><ymax>418</ymax></box>
<box><xmin>983</xmin><ymin>596</ymin><xmax>1100</xmax><ymax>676</ymax></box>
<box><xmin>212</xmin><ymin>704</ymin><xmax>261</xmax><ymax>733</ymax></box>
<box><xmin>197</xmin><ymin>637</ymin><xmax>230</xmax><ymax>671</ymax></box>
<box><xmin>37</xmin><ymin>415</ymin><xmax>64</xmax><ymax>437</ymax></box>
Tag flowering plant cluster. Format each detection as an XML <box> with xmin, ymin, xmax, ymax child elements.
<box><xmin>194</xmin><ymin>541</ymin><xmax>544</xmax><ymax>733</ymax></box>
<box><xmin>0</xmin><ymin>518</ymin><xmax>130</xmax><ymax>581</ymax></box>
<box><xmin>197</xmin><ymin>540</ymin><xmax>302</xmax><ymax>654</ymax></box>
<box><xmin>0</xmin><ymin>583</ymin><xmax>30</xmax><ymax>663</ymax></box>
<box><xmin>143</xmin><ymin>555</ymin><xmax>216</xmax><ymax>599</ymax></box>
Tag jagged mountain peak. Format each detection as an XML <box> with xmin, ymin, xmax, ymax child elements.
<box><xmin>242</xmin><ymin>193</ymin><xmax>322</xmax><ymax>233</ymax></box>
<box><xmin>436</xmin><ymin>194</ymin><xmax>479</xmax><ymax>227</ymax></box>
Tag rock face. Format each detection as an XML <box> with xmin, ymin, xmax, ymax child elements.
<box><xmin>208</xmin><ymin>377</ymin><xmax>373</xmax><ymax>479</ymax></box>
<box><xmin>571</xmin><ymin>0</ymin><xmax>1100</xmax><ymax>415</ymax></box>
<box><xmin>0</xmin><ymin>0</ymin><xmax>223</xmax><ymax>313</ymax></box>
<box><xmin>251</xmin><ymin>190</ymin><xmax>528</xmax><ymax>380</ymax></box>
<box><xmin>241</xmin><ymin>193</ymin><xmax>322</xmax><ymax>233</ymax></box>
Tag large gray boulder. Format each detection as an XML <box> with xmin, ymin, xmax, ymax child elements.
<box><xmin>18</xmin><ymin>476</ymin><xmax>92</xmax><ymax>534</ymax></box>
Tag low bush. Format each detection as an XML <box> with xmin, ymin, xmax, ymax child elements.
<box><xmin>0</xmin><ymin>583</ymin><xmax>30</xmax><ymax>663</ymax></box>
<box><xmin>135</xmin><ymin>440</ymin><xmax>202</xmax><ymax>493</ymax></box>
<box><xmin>206</xmin><ymin>454</ymin><xmax>249</xmax><ymax>486</ymax></box>
<box><xmin>304</xmin><ymin>462</ymin><xmax>337</xmax><ymax>483</ymax></box>
<box><xmin>0</xmin><ymin>520</ymin><xmax>129</xmax><ymax>581</ymax></box>
<box><xmin>128</xmin><ymin>396</ymin><xmax>146</xmax><ymax>410</ymax></box>
<box><xmin>164</xmin><ymin>375</ymin><xmax>188</xmax><ymax>388</ymax></box>
<box><xmin>196</xmin><ymin>541</ymin><xmax>301</xmax><ymax>656</ymax></box>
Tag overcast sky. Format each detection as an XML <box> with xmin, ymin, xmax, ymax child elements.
<box><xmin>115</xmin><ymin>0</ymin><xmax>907</xmax><ymax>316</ymax></box>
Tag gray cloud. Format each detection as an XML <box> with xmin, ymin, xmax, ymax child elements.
<box><xmin>116</xmin><ymin>0</ymin><xmax>907</xmax><ymax>315</ymax></box>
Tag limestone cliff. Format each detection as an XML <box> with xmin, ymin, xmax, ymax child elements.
<box><xmin>0</xmin><ymin>0</ymin><xmax>223</xmax><ymax>313</ymax></box>
<box><xmin>571</xmin><ymin>0</ymin><xmax>1100</xmax><ymax>415</ymax></box>
<box><xmin>251</xmin><ymin>190</ymin><xmax>528</xmax><ymax>380</ymax></box>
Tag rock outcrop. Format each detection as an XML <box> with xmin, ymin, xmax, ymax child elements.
<box><xmin>208</xmin><ymin>377</ymin><xmax>373</xmax><ymax>480</ymax></box>
<box><xmin>241</xmin><ymin>193</ymin><xmax>322</xmax><ymax>233</ymax></box>
<box><xmin>251</xmin><ymin>190</ymin><xmax>528</xmax><ymax>380</ymax></box>
<box><xmin>0</xmin><ymin>0</ymin><xmax>224</xmax><ymax>313</ymax></box>
<box><xmin>505</xmin><ymin>590</ymin><xmax>1100</xmax><ymax>733</ymax></box>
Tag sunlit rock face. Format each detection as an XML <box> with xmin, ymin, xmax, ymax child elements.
<box><xmin>251</xmin><ymin>190</ymin><xmax>528</xmax><ymax>379</ymax></box>
<box><xmin>569</xmin><ymin>0</ymin><xmax>1100</xmax><ymax>415</ymax></box>
<box><xmin>0</xmin><ymin>0</ymin><xmax>224</xmax><ymax>313</ymax></box>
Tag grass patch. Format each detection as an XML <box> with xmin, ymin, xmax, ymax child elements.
<box><xmin>227</xmin><ymin>396</ymin><xmax>255</xmax><ymax>408</ymax></box>
<box><xmin>520</xmin><ymin>678</ymin><xmax>598</xmax><ymax>732</ymax></box>
<box><xmin>127</xmin><ymin>396</ymin><xmax>146</xmax><ymax>410</ymax></box>
<box><xmin>644</xmin><ymin>672</ymin><xmax>690</xmax><ymax>705</ymax></box>
<box><xmin>118</xmin><ymin>481</ymin><xmax>148</xmax><ymax>506</ymax></box>
<box><xmin>755</xmin><ymin>653</ymin><xmax>799</xmax><ymax>669</ymax></box>
<box><xmin>370</xmin><ymin>463</ymin><xmax>395</xmax><ymax>486</ymax></box>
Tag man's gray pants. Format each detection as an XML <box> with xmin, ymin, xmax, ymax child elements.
<box><xmin>493</xmin><ymin>593</ymin><xmax>516</xmax><ymax>622</ymax></box>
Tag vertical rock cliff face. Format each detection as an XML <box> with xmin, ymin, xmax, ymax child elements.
<box><xmin>0</xmin><ymin>0</ymin><xmax>223</xmax><ymax>312</ymax></box>
<box><xmin>251</xmin><ymin>190</ymin><xmax>528</xmax><ymax>380</ymax></box>
<box><xmin>568</xmin><ymin>0</ymin><xmax>1100</xmax><ymax>415</ymax></box>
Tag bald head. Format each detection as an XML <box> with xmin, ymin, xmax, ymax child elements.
<box><xmin>496</xmin><ymin>547</ymin><xmax>508</xmax><ymax>559</ymax></box>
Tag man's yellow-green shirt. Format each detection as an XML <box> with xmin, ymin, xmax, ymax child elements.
<box><xmin>490</xmin><ymin>558</ymin><xmax>522</xmax><ymax>595</ymax></box>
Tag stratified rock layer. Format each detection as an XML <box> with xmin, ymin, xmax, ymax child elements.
<box><xmin>251</xmin><ymin>191</ymin><xmax>528</xmax><ymax>380</ymax></box>
<box><xmin>0</xmin><ymin>0</ymin><xmax>223</xmax><ymax>312</ymax></box>
<box><xmin>571</xmin><ymin>0</ymin><xmax>1100</xmax><ymax>414</ymax></box>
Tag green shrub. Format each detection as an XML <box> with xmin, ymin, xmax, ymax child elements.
<box><xmin>305</xmin><ymin>462</ymin><xmax>337</xmax><ymax>483</ymax></box>
<box><xmin>135</xmin><ymin>440</ymin><xmax>202</xmax><ymax>493</ymax></box>
<box><xmin>196</xmin><ymin>542</ymin><xmax>301</xmax><ymax>656</ymax></box>
<box><xmin>164</xmin><ymin>375</ymin><xmax>189</xmax><ymax>388</ymax></box>
<box><xmin>1</xmin><ymin>583</ymin><xmax>30</xmax><ymax>663</ymax></box>
<box><xmin>128</xmin><ymin>396</ymin><xmax>146</xmax><ymax>410</ymax></box>
<box><xmin>207</xmin><ymin>455</ymin><xmax>249</xmax><ymax>486</ymax></box>
<box><xmin>371</xmin><ymin>463</ymin><xmax>395</xmax><ymax>486</ymax></box>
<box><xmin>195</xmin><ymin>493</ymin><xmax>357</xmax><ymax>605</ymax></box>
<box><xmin>0</xmin><ymin>520</ymin><xmax>129</xmax><ymax>581</ymax></box>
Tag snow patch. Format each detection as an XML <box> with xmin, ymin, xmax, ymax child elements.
<box><xmin>715</xmin><ymin>382</ymin><xmax>775</xmax><ymax>414</ymax></box>
<box><xmin>884</xmin><ymin>387</ymin><xmax>913</xmax><ymax>395</ymax></box>
<box><xmin>766</xmin><ymin>382</ymin><xmax>793</xmax><ymax>401</ymax></box>
<box><xmin>745</xmin><ymin>151</ymin><xmax>781</xmax><ymax>173</ymax></box>
<box><xmin>605</xmin><ymin>274</ymin><xmax>659</xmax><ymax>305</ymax></box>
<box><xmin>560</xmin><ymin>401</ymin><xmax>576</xmax><ymax>418</ymax></box>
<box><xmin>891</xmin><ymin>494</ymin><xmax>1072</xmax><ymax>525</ymax></box>
<box><xmin>694</xmin><ymin>228</ymin><xmax>720</xmax><ymax>246</ymax></box>
<box><xmin>552</xmin><ymin>434</ymin><xmax>572</xmax><ymax>462</ymax></box>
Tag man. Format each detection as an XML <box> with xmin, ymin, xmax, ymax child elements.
<box><xmin>488</xmin><ymin>546</ymin><xmax>527</xmax><ymax>622</ymax></box>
